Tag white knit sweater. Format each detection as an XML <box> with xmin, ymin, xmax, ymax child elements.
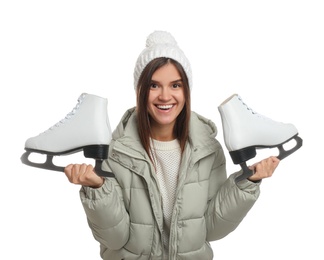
<box><xmin>151</xmin><ymin>138</ymin><xmax>181</xmax><ymax>257</ymax></box>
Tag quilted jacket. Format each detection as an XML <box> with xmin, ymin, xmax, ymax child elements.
<box><xmin>80</xmin><ymin>107</ymin><xmax>261</xmax><ymax>259</ymax></box>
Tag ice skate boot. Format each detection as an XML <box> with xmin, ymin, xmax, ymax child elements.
<box><xmin>21</xmin><ymin>93</ymin><xmax>114</xmax><ymax>177</ymax></box>
<box><xmin>218</xmin><ymin>94</ymin><xmax>302</xmax><ymax>183</ymax></box>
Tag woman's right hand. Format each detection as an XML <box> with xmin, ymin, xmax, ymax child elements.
<box><xmin>64</xmin><ymin>164</ymin><xmax>104</xmax><ymax>188</ymax></box>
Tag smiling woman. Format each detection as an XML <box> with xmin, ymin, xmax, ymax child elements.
<box><xmin>64</xmin><ymin>30</ymin><xmax>281</xmax><ymax>260</ymax></box>
<box><xmin>2</xmin><ymin>0</ymin><xmax>322</xmax><ymax>258</ymax></box>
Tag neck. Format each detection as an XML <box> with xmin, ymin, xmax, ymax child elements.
<box><xmin>151</xmin><ymin>124</ymin><xmax>176</xmax><ymax>141</ymax></box>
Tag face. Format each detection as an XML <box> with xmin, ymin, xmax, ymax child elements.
<box><xmin>148</xmin><ymin>63</ymin><xmax>185</xmax><ymax>140</ymax></box>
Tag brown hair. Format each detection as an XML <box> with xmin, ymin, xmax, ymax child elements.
<box><xmin>136</xmin><ymin>57</ymin><xmax>191</xmax><ymax>161</ymax></box>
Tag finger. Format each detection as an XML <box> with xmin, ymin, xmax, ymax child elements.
<box><xmin>79</xmin><ymin>163</ymin><xmax>88</xmax><ymax>175</ymax></box>
<box><xmin>65</xmin><ymin>164</ymin><xmax>73</xmax><ymax>171</ymax></box>
<box><xmin>64</xmin><ymin>164</ymin><xmax>72</xmax><ymax>176</ymax></box>
<box><xmin>70</xmin><ymin>164</ymin><xmax>83</xmax><ymax>184</ymax></box>
<box><xmin>64</xmin><ymin>164</ymin><xmax>75</xmax><ymax>182</ymax></box>
<box><xmin>271</xmin><ymin>156</ymin><xmax>280</xmax><ymax>168</ymax></box>
<box><xmin>80</xmin><ymin>164</ymin><xmax>96</xmax><ymax>182</ymax></box>
<box><xmin>255</xmin><ymin>161</ymin><xmax>273</xmax><ymax>178</ymax></box>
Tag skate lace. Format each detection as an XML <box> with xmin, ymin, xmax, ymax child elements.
<box><xmin>238</xmin><ymin>95</ymin><xmax>257</xmax><ymax>114</ymax></box>
<box><xmin>238</xmin><ymin>95</ymin><xmax>272</xmax><ymax>121</ymax></box>
<box><xmin>43</xmin><ymin>93</ymin><xmax>86</xmax><ymax>133</ymax></box>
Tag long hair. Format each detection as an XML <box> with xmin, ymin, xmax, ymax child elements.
<box><xmin>136</xmin><ymin>58</ymin><xmax>191</xmax><ymax>162</ymax></box>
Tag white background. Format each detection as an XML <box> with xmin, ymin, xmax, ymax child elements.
<box><xmin>1</xmin><ymin>0</ymin><xmax>323</xmax><ymax>259</ymax></box>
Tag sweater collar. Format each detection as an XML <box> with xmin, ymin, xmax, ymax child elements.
<box><xmin>112</xmin><ymin>107</ymin><xmax>219</xmax><ymax>154</ymax></box>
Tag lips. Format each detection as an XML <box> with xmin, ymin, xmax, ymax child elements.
<box><xmin>156</xmin><ymin>104</ymin><xmax>174</xmax><ymax>110</ymax></box>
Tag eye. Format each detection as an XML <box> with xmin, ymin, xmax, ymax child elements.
<box><xmin>172</xmin><ymin>83</ymin><xmax>182</xmax><ymax>88</ymax></box>
<box><xmin>150</xmin><ymin>83</ymin><xmax>158</xmax><ymax>89</ymax></box>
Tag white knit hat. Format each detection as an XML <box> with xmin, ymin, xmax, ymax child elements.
<box><xmin>133</xmin><ymin>30</ymin><xmax>193</xmax><ymax>90</ymax></box>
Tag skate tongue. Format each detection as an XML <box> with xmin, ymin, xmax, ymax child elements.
<box><xmin>43</xmin><ymin>93</ymin><xmax>87</xmax><ymax>133</ymax></box>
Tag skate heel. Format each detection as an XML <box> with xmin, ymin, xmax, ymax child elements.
<box><xmin>83</xmin><ymin>145</ymin><xmax>115</xmax><ymax>178</ymax></box>
<box><xmin>83</xmin><ymin>145</ymin><xmax>109</xmax><ymax>160</ymax></box>
<box><xmin>229</xmin><ymin>146</ymin><xmax>256</xmax><ymax>165</ymax></box>
<box><xmin>94</xmin><ymin>160</ymin><xmax>115</xmax><ymax>178</ymax></box>
<box><xmin>235</xmin><ymin>162</ymin><xmax>254</xmax><ymax>183</ymax></box>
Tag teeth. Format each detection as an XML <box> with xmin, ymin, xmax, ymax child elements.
<box><xmin>157</xmin><ymin>105</ymin><xmax>173</xmax><ymax>110</ymax></box>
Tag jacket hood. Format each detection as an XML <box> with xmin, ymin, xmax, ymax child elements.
<box><xmin>112</xmin><ymin>107</ymin><xmax>219</xmax><ymax>150</ymax></box>
<box><xmin>188</xmin><ymin>111</ymin><xmax>218</xmax><ymax>148</ymax></box>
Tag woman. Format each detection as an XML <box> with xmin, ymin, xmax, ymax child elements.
<box><xmin>64</xmin><ymin>31</ymin><xmax>279</xmax><ymax>260</ymax></box>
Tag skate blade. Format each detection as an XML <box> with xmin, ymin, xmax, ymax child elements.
<box><xmin>21</xmin><ymin>151</ymin><xmax>65</xmax><ymax>172</ymax></box>
<box><xmin>234</xmin><ymin>134</ymin><xmax>303</xmax><ymax>183</ymax></box>
<box><xmin>277</xmin><ymin>135</ymin><xmax>303</xmax><ymax>160</ymax></box>
<box><xmin>21</xmin><ymin>150</ymin><xmax>115</xmax><ymax>177</ymax></box>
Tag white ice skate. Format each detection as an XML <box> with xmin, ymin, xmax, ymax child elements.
<box><xmin>21</xmin><ymin>93</ymin><xmax>114</xmax><ymax>177</ymax></box>
<box><xmin>218</xmin><ymin>94</ymin><xmax>302</xmax><ymax>183</ymax></box>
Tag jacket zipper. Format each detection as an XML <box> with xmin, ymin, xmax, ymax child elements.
<box><xmin>112</xmin><ymin>144</ymin><xmax>165</xmax><ymax>254</ymax></box>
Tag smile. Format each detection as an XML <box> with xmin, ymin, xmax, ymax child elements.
<box><xmin>156</xmin><ymin>104</ymin><xmax>174</xmax><ymax>110</ymax></box>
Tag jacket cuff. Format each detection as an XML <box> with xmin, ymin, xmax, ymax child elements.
<box><xmin>232</xmin><ymin>171</ymin><xmax>261</xmax><ymax>191</ymax></box>
<box><xmin>80</xmin><ymin>178</ymin><xmax>114</xmax><ymax>200</ymax></box>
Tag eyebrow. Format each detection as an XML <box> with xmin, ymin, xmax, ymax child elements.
<box><xmin>151</xmin><ymin>79</ymin><xmax>183</xmax><ymax>84</ymax></box>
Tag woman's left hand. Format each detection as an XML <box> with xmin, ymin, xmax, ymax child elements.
<box><xmin>248</xmin><ymin>156</ymin><xmax>280</xmax><ymax>182</ymax></box>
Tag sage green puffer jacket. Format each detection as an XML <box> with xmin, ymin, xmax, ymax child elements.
<box><xmin>80</xmin><ymin>108</ymin><xmax>261</xmax><ymax>260</ymax></box>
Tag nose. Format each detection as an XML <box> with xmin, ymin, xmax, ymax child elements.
<box><xmin>159</xmin><ymin>86</ymin><xmax>171</xmax><ymax>101</ymax></box>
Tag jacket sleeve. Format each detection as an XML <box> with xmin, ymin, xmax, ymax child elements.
<box><xmin>205</xmin><ymin>149</ymin><xmax>261</xmax><ymax>241</ymax></box>
<box><xmin>79</xmin><ymin>162</ymin><xmax>129</xmax><ymax>250</ymax></box>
